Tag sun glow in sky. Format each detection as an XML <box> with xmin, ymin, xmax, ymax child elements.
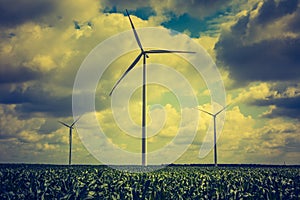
<box><xmin>0</xmin><ymin>0</ymin><xmax>299</xmax><ymax>165</ymax></box>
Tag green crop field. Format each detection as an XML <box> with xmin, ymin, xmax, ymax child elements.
<box><xmin>0</xmin><ymin>164</ymin><xmax>299</xmax><ymax>199</ymax></box>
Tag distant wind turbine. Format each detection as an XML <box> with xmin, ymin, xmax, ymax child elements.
<box><xmin>195</xmin><ymin>104</ymin><xmax>230</xmax><ymax>166</ymax></box>
<box><xmin>58</xmin><ymin>116</ymin><xmax>81</xmax><ymax>165</ymax></box>
<box><xmin>109</xmin><ymin>9</ymin><xmax>195</xmax><ymax>166</ymax></box>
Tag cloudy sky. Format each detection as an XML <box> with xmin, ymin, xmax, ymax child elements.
<box><xmin>0</xmin><ymin>0</ymin><xmax>299</xmax><ymax>165</ymax></box>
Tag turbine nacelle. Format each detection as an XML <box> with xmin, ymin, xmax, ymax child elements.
<box><xmin>58</xmin><ymin>121</ymin><xmax>73</xmax><ymax>128</ymax></box>
<box><xmin>144</xmin><ymin>52</ymin><xmax>149</xmax><ymax>58</ymax></box>
<box><xmin>194</xmin><ymin>104</ymin><xmax>231</xmax><ymax>117</ymax></box>
<box><xmin>58</xmin><ymin>115</ymin><xmax>81</xmax><ymax>129</ymax></box>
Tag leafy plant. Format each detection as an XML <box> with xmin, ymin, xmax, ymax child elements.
<box><xmin>0</xmin><ymin>164</ymin><xmax>299</xmax><ymax>199</ymax></box>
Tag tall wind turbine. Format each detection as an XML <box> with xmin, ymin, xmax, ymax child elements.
<box><xmin>196</xmin><ymin>105</ymin><xmax>230</xmax><ymax>166</ymax></box>
<box><xmin>109</xmin><ymin>9</ymin><xmax>195</xmax><ymax>166</ymax></box>
<box><xmin>58</xmin><ymin>116</ymin><xmax>81</xmax><ymax>165</ymax></box>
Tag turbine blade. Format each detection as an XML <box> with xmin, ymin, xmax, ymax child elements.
<box><xmin>126</xmin><ymin>9</ymin><xmax>144</xmax><ymax>51</ymax></box>
<box><xmin>145</xmin><ymin>49</ymin><xmax>196</xmax><ymax>54</ymax></box>
<box><xmin>71</xmin><ymin>115</ymin><xmax>82</xmax><ymax>127</ymax></box>
<box><xmin>195</xmin><ymin>108</ymin><xmax>214</xmax><ymax>116</ymax></box>
<box><xmin>215</xmin><ymin>104</ymin><xmax>231</xmax><ymax>116</ymax></box>
<box><xmin>58</xmin><ymin>121</ymin><xmax>71</xmax><ymax>128</ymax></box>
<box><xmin>109</xmin><ymin>52</ymin><xmax>143</xmax><ymax>96</ymax></box>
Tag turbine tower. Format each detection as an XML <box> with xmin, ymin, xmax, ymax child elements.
<box><xmin>58</xmin><ymin>116</ymin><xmax>81</xmax><ymax>165</ymax></box>
<box><xmin>196</xmin><ymin>105</ymin><xmax>229</xmax><ymax>166</ymax></box>
<box><xmin>109</xmin><ymin>9</ymin><xmax>195</xmax><ymax>166</ymax></box>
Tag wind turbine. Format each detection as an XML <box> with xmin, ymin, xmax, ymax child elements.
<box><xmin>195</xmin><ymin>104</ymin><xmax>230</xmax><ymax>166</ymax></box>
<box><xmin>58</xmin><ymin>116</ymin><xmax>81</xmax><ymax>165</ymax></box>
<box><xmin>109</xmin><ymin>9</ymin><xmax>195</xmax><ymax>166</ymax></box>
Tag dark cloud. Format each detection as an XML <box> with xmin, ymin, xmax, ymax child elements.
<box><xmin>37</xmin><ymin>118</ymin><xmax>61</xmax><ymax>134</ymax></box>
<box><xmin>16</xmin><ymin>95</ymin><xmax>73</xmax><ymax>118</ymax></box>
<box><xmin>284</xmin><ymin>137</ymin><xmax>300</xmax><ymax>152</ymax></box>
<box><xmin>288</xmin><ymin>9</ymin><xmax>300</xmax><ymax>32</ymax></box>
<box><xmin>0</xmin><ymin>66</ymin><xmax>41</xmax><ymax>84</ymax></box>
<box><xmin>0</xmin><ymin>89</ymin><xmax>27</xmax><ymax>104</ymax></box>
<box><xmin>165</xmin><ymin>0</ymin><xmax>232</xmax><ymax>19</ymax></box>
<box><xmin>256</xmin><ymin>0</ymin><xmax>298</xmax><ymax>24</ymax></box>
<box><xmin>101</xmin><ymin>0</ymin><xmax>145</xmax><ymax>12</ymax></box>
<box><xmin>260</xmin><ymin>128</ymin><xmax>300</xmax><ymax>153</ymax></box>
<box><xmin>0</xmin><ymin>0</ymin><xmax>56</xmax><ymax>27</ymax></box>
<box><xmin>217</xmin><ymin>38</ymin><xmax>300</xmax><ymax>82</ymax></box>
<box><xmin>264</xmin><ymin>107</ymin><xmax>300</xmax><ymax>119</ymax></box>
<box><xmin>215</xmin><ymin>0</ymin><xmax>300</xmax><ymax>83</ymax></box>
<box><xmin>0</xmin><ymin>83</ymin><xmax>44</xmax><ymax>104</ymax></box>
<box><xmin>0</xmin><ymin>133</ymin><xmax>15</xmax><ymax>140</ymax></box>
<box><xmin>254</xmin><ymin>95</ymin><xmax>300</xmax><ymax>119</ymax></box>
<box><xmin>0</xmin><ymin>83</ymin><xmax>72</xmax><ymax>118</ymax></box>
<box><xmin>251</xmin><ymin>82</ymin><xmax>300</xmax><ymax>119</ymax></box>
